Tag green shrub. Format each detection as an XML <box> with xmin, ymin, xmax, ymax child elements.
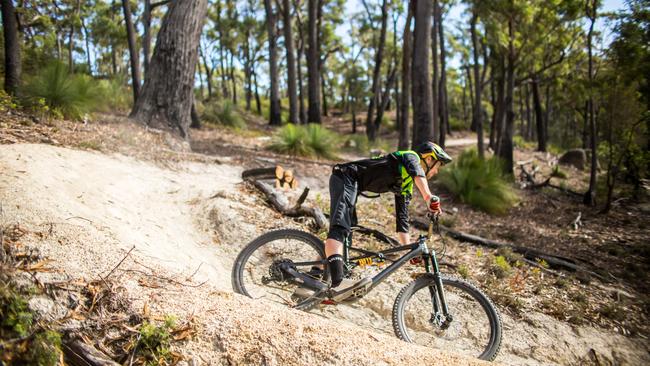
<box><xmin>136</xmin><ymin>316</ymin><xmax>176</xmax><ymax>365</ymax></box>
<box><xmin>202</xmin><ymin>100</ymin><xmax>245</xmax><ymax>128</ymax></box>
<box><xmin>269</xmin><ymin>123</ymin><xmax>310</xmax><ymax>156</ymax></box>
<box><xmin>492</xmin><ymin>255</ymin><xmax>512</xmax><ymax>278</ymax></box>
<box><xmin>96</xmin><ymin>77</ymin><xmax>132</xmax><ymax>112</ymax></box>
<box><xmin>22</xmin><ymin>61</ymin><xmax>100</xmax><ymax>120</ymax></box>
<box><xmin>305</xmin><ymin>123</ymin><xmax>339</xmax><ymax>159</ymax></box>
<box><xmin>438</xmin><ymin>149</ymin><xmax>519</xmax><ymax>214</ymax></box>
<box><xmin>0</xmin><ymin>284</ymin><xmax>33</xmax><ymax>337</ymax></box>
<box><xmin>457</xmin><ymin>264</ymin><xmax>470</xmax><ymax>279</ymax></box>
<box><xmin>27</xmin><ymin>330</ymin><xmax>62</xmax><ymax>366</ymax></box>
<box><xmin>269</xmin><ymin>123</ymin><xmax>339</xmax><ymax>159</ymax></box>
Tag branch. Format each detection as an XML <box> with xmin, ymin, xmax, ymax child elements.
<box><xmin>150</xmin><ymin>0</ymin><xmax>171</xmax><ymax>9</ymax></box>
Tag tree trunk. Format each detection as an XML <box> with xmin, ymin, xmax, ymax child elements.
<box><xmin>190</xmin><ymin>101</ymin><xmax>201</xmax><ymax>129</ymax></box>
<box><xmin>216</xmin><ymin>3</ymin><xmax>229</xmax><ymax>99</ymax></box>
<box><xmin>280</xmin><ymin>0</ymin><xmax>298</xmax><ymax>123</ymax></box>
<box><xmin>253</xmin><ymin>69</ymin><xmax>262</xmax><ymax>115</ymax></box>
<box><xmin>525</xmin><ymin>82</ymin><xmax>532</xmax><ymax>140</ymax></box>
<box><xmin>307</xmin><ymin>0</ymin><xmax>321</xmax><ymax>123</ymax></box>
<box><xmin>493</xmin><ymin>56</ymin><xmax>506</xmax><ymax>154</ymax></box>
<box><xmin>470</xmin><ymin>12</ymin><xmax>483</xmax><ymax>158</ymax></box>
<box><xmin>244</xmin><ymin>30</ymin><xmax>252</xmax><ymax>110</ymax></box>
<box><xmin>321</xmin><ymin>72</ymin><xmax>328</xmax><ymax>116</ymax></box>
<box><xmin>411</xmin><ymin>0</ymin><xmax>433</xmax><ymax>147</ymax></box>
<box><xmin>297</xmin><ymin>37</ymin><xmax>307</xmax><ymax>124</ymax></box>
<box><xmin>1</xmin><ymin>0</ymin><xmax>21</xmax><ymax>95</ymax></box>
<box><xmin>129</xmin><ymin>0</ymin><xmax>208</xmax><ymax>139</ymax></box>
<box><xmin>532</xmin><ymin>76</ymin><xmax>547</xmax><ymax>152</ymax></box>
<box><xmin>437</xmin><ymin>1</ymin><xmax>448</xmax><ymax>148</ymax></box>
<box><xmin>68</xmin><ymin>0</ymin><xmax>80</xmax><ymax>73</ymax></box>
<box><xmin>81</xmin><ymin>19</ymin><xmax>92</xmax><ymax>75</ymax></box>
<box><xmin>497</xmin><ymin>20</ymin><xmax>516</xmax><ymax>177</ymax></box>
<box><xmin>122</xmin><ymin>0</ymin><xmax>141</xmax><ymax>102</ymax></box>
<box><xmin>230</xmin><ymin>52</ymin><xmax>237</xmax><ymax>104</ymax></box>
<box><xmin>584</xmin><ymin>1</ymin><xmax>598</xmax><ymax>206</ymax></box>
<box><xmin>264</xmin><ymin>0</ymin><xmax>282</xmax><ymax>125</ymax></box>
<box><xmin>374</xmin><ymin>67</ymin><xmax>397</xmax><ymax>133</ymax></box>
<box><xmin>143</xmin><ymin>0</ymin><xmax>152</xmax><ymax>78</ymax></box>
<box><xmin>366</xmin><ymin>0</ymin><xmax>389</xmax><ymax>141</ymax></box>
<box><xmin>431</xmin><ymin>0</ymin><xmax>439</xmax><ymax>143</ymax></box>
<box><xmin>199</xmin><ymin>44</ymin><xmax>213</xmax><ymax>99</ymax></box>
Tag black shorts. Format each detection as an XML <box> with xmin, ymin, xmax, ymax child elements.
<box><xmin>327</xmin><ymin>166</ymin><xmax>358</xmax><ymax>243</ymax></box>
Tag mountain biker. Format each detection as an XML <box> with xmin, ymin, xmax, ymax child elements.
<box><xmin>320</xmin><ymin>141</ymin><xmax>452</xmax><ymax>301</ymax></box>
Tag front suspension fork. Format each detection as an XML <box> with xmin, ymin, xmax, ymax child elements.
<box><xmin>424</xmin><ymin>252</ymin><xmax>453</xmax><ymax>328</ymax></box>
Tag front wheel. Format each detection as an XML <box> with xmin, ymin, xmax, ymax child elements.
<box><xmin>392</xmin><ymin>274</ymin><xmax>502</xmax><ymax>361</ymax></box>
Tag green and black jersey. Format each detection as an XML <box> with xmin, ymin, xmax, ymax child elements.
<box><xmin>335</xmin><ymin>150</ymin><xmax>424</xmax><ymax>233</ymax></box>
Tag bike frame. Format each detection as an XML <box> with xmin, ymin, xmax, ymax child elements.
<box><xmin>344</xmin><ymin>231</ymin><xmax>451</xmax><ymax>317</ymax></box>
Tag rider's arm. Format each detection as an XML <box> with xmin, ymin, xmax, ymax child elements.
<box><xmin>414</xmin><ymin>176</ymin><xmax>433</xmax><ymax>204</ymax></box>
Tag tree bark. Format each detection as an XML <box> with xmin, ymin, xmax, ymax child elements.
<box><xmin>143</xmin><ymin>0</ymin><xmax>152</xmax><ymax>78</ymax></box>
<box><xmin>492</xmin><ymin>56</ymin><xmax>506</xmax><ymax>154</ymax></box>
<box><xmin>253</xmin><ymin>69</ymin><xmax>262</xmax><ymax>115</ymax></box>
<box><xmin>81</xmin><ymin>19</ymin><xmax>92</xmax><ymax>75</ymax></box>
<box><xmin>470</xmin><ymin>12</ymin><xmax>483</xmax><ymax>158</ymax></box>
<box><xmin>278</xmin><ymin>0</ymin><xmax>298</xmax><ymax>124</ymax></box>
<box><xmin>199</xmin><ymin>44</ymin><xmax>213</xmax><ymax>99</ymax></box>
<box><xmin>366</xmin><ymin>0</ymin><xmax>389</xmax><ymax>141</ymax></box>
<box><xmin>437</xmin><ymin>1</ymin><xmax>448</xmax><ymax>147</ymax></box>
<box><xmin>129</xmin><ymin>0</ymin><xmax>208</xmax><ymax>139</ymax></box>
<box><xmin>190</xmin><ymin>101</ymin><xmax>201</xmax><ymax>129</ymax></box>
<box><xmin>532</xmin><ymin>76</ymin><xmax>547</xmax><ymax>152</ymax></box>
<box><xmin>307</xmin><ymin>0</ymin><xmax>321</xmax><ymax>123</ymax></box>
<box><xmin>497</xmin><ymin>20</ymin><xmax>516</xmax><ymax>176</ymax></box>
<box><xmin>431</xmin><ymin>0</ymin><xmax>439</xmax><ymax>143</ymax></box>
<box><xmin>244</xmin><ymin>29</ymin><xmax>252</xmax><ymax>110</ymax></box>
<box><xmin>264</xmin><ymin>0</ymin><xmax>282</xmax><ymax>125</ymax></box>
<box><xmin>321</xmin><ymin>72</ymin><xmax>328</xmax><ymax>116</ymax></box>
<box><xmin>1</xmin><ymin>0</ymin><xmax>21</xmax><ymax>95</ymax></box>
<box><xmin>68</xmin><ymin>0</ymin><xmax>80</xmax><ymax>73</ymax></box>
<box><xmin>122</xmin><ymin>0</ymin><xmax>141</xmax><ymax>102</ymax></box>
<box><xmin>411</xmin><ymin>0</ymin><xmax>433</xmax><ymax>147</ymax></box>
<box><xmin>584</xmin><ymin>1</ymin><xmax>598</xmax><ymax>206</ymax></box>
<box><xmin>230</xmin><ymin>52</ymin><xmax>237</xmax><ymax>104</ymax></box>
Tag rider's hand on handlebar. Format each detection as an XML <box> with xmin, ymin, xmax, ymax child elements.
<box><xmin>428</xmin><ymin>195</ymin><xmax>442</xmax><ymax>216</ymax></box>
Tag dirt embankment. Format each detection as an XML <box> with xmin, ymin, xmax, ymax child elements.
<box><xmin>1</xmin><ymin>129</ymin><xmax>648</xmax><ymax>365</ymax></box>
<box><xmin>0</xmin><ymin>143</ymin><xmax>491</xmax><ymax>365</ymax></box>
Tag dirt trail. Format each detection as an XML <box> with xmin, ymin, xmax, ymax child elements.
<box><xmin>0</xmin><ymin>143</ymin><xmax>488</xmax><ymax>365</ymax></box>
<box><xmin>1</xmin><ymin>142</ymin><xmax>648</xmax><ymax>365</ymax></box>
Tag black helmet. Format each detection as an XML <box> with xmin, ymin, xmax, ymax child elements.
<box><xmin>414</xmin><ymin>141</ymin><xmax>453</xmax><ymax>165</ymax></box>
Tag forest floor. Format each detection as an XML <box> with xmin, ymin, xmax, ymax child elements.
<box><xmin>1</xmin><ymin>109</ymin><xmax>649</xmax><ymax>365</ymax></box>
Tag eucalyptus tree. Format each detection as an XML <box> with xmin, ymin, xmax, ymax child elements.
<box><xmin>1</xmin><ymin>0</ymin><xmax>21</xmax><ymax>95</ymax></box>
<box><xmin>365</xmin><ymin>0</ymin><xmax>389</xmax><ymax>141</ymax></box>
<box><xmin>130</xmin><ymin>0</ymin><xmax>208</xmax><ymax>139</ymax></box>
<box><xmin>411</xmin><ymin>0</ymin><xmax>434</xmax><ymax>146</ymax></box>
<box><xmin>121</xmin><ymin>0</ymin><xmax>141</xmax><ymax>101</ymax></box>
<box><xmin>279</xmin><ymin>0</ymin><xmax>298</xmax><ymax>123</ymax></box>
<box><xmin>264</xmin><ymin>0</ymin><xmax>282</xmax><ymax>125</ymax></box>
<box><xmin>307</xmin><ymin>0</ymin><xmax>321</xmax><ymax>122</ymax></box>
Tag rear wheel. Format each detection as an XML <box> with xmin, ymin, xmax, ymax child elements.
<box><xmin>392</xmin><ymin>274</ymin><xmax>502</xmax><ymax>361</ymax></box>
<box><xmin>231</xmin><ymin>229</ymin><xmax>329</xmax><ymax>310</ymax></box>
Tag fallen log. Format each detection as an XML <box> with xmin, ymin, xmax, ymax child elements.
<box><xmin>62</xmin><ymin>339</ymin><xmax>120</xmax><ymax>366</ymax></box>
<box><xmin>410</xmin><ymin>217</ymin><xmax>585</xmax><ymax>273</ymax></box>
<box><xmin>242</xmin><ymin>166</ymin><xmax>281</xmax><ymax>181</ymax></box>
<box><xmin>519</xmin><ymin>165</ymin><xmax>583</xmax><ymax>197</ymax></box>
<box><xmin>249</xmin><ymin>180</ymin><xmax>328</xmax><ymax>231</ymax></box>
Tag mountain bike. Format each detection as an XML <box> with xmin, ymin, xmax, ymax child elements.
<box><xmin>231</xmin><ymin>215</ymin><xmax>502</xmax><ymax>361</ymax></box>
